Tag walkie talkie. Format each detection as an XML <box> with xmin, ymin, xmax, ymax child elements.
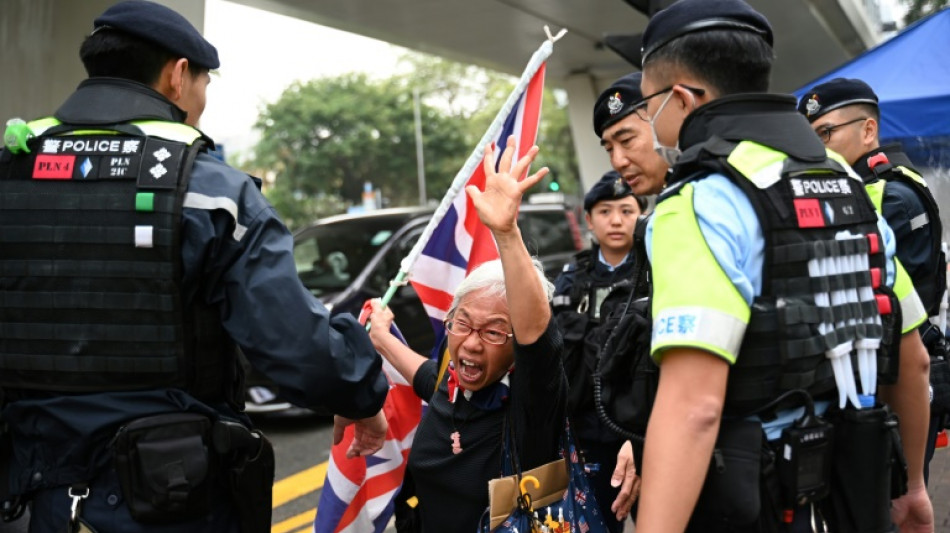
<box><xmin>777</xmin><ymin>401</ymin><xmax>834</xmax><ymax>510</ymax></box>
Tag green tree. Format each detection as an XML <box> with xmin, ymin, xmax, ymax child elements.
<box><xmin>250</xmin><ymin>73</ymin><xmax>468</xmax><ymax>229</ymax></box>
<box><xmin>245</xmin><ymin>54</ymin><xmax>580</xmax><ymax>229</ymax></box>
<box><xmin>901</xmin><ymin>0</ymin><xmax>948</xmax><ymax>24</ymax></box>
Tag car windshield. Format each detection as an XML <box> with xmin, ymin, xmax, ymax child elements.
<box><xmin>294</xmin><ymin>218</ymin><xmax>399</xmax><ymax>296</ymax></box>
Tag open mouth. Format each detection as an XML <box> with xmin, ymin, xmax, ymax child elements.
<box><xmin>457</xmin><ymin>359</ymin><xmax>484</xmax><ymax>385</ymax></box>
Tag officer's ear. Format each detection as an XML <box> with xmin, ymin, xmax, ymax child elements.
<box><xmin>861</xmin><ymin>116</ymin><xmax>879</xmax><ymax>146</ymax></box>
<box><xmin>156</xmin><ymin>58</ymin><xmax>189</xmax><ymax>103</ymax></box>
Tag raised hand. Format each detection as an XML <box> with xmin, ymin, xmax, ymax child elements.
<box><xmin>466</xmin><ymin>135</ymin><xmax>548</xmax><ymax>236</ymax></box>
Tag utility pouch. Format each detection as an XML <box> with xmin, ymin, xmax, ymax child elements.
<box><xmin>926</xmin><ymin>333</ymin><xmax>950</xmax><ymax>415</ymax></box>
<box><xmin>821</xmin><ymin>405</ymin><xmax>897</xmax><ymax>533</ymax></box>
<box><xmin>692</xmin><ymin>419</ymin><xmax>764</xmax><ymax>528</ymax></box>
<box><xmin>112</xmin><ymin>412</ymin><xmax>215</xmax><ymax>524</ymax></box>
<box><xmin>876</xmin><ymin>286</ymin><xmax>902</xmax><ymax>386</ymax></box>
<box><xmin>213</xmin><ymin>419</ymin><xmax>275</xmax><ymax>533</ymax></box>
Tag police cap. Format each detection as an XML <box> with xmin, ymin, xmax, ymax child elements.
<box><xmin>584</xmin><ymin>171</ymin><xmax>634</xmax><ymax>211</ymax></box>
<box><xmin>94</xmin><ymin>0</ymin><xmax>220</xmax><ymax>70</ymax></box>
<box><xmin>797</xmin><ymin>78</ymin><xmax>879</xmax><ymax>122</ymax></box>
<box><xmin>641</xmin><ymin>0</ymin><xmax>773</xmax><ymax>64</ymax></box>
<box><xmin>593</xmin><ymin>72</ymin><xmax>644</xmax><ymax>138</ymax></box>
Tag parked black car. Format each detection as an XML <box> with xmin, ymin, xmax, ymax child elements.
<box><xmin>244</xmin><ymin>203</ymin><xmax>585</xmax><ymax>415</ymax></box>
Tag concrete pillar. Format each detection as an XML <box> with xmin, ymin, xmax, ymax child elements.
<box><xmin>563</xmin><ymin>72</ymin><xmax>609</xmax><ymax>193</ymax></box>
<box><xmin>0</xmin><ymin>0</ymin><xmax>206</xmax><ymax>124</ymax></box>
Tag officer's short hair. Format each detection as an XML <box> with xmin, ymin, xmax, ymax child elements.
<box><xmin>80</xmin><ymin>29</ymin><xmax>204</xmax><ymax>86</ymax></box>
<box><xmin>448</xmin><ymin>258</ymin><xmax>554</xmax><ymax>316</ymax></box>
<box><xmin>644</xmin><ymin>29</ymin><xmax>773</xmax><ymax>95</ymax></box>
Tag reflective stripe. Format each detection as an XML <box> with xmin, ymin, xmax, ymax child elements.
<box><xmin>23</xmin><ymin>117</ymin><xmax>201</xmax><ymax>146</ymax></box>
<box><xmin>748</xmin><ymin>160</ymin><xmax>785</xmax><ymax>189</ymax></box>
<box><xmin>651</xmin><ymin>306</ymin><xmax>747</xmax><ymax>364</ymax></box>
<box><xmin>650</xmin><ymin>183</ymin><xmax>750</xmax><ymax>364</ymax></box>
<box><xmin>552</xmin><ymin>295</ymin><xmax>571</xmax><ymax>307</ymax></box>
<box><xmin>131</xmin><ymin>121</ymin><xmax>203</xmax><ymax>145</ymax></box>
<box><xmin>183</xmin><ymin>192</ymin><xmax>248</xmax><ymax>241</ymax></box>
<box><xmin>26</xmin><ymin>117</ymin><xmax>61</xmax><ymax>136</ymax></box>
<box><xmin>865</xmin><ymin>179</ymin><xmax>886</xmax><ymax>212</ymax></box>
<box><xmin>896</xmin><ymin>165</ymin><xmax>927</xmax><ymax>187</ymax></box>
<box><xmin>727</xmin><ymin>141</ymin><xmax>787</xmax><ymax>189</ymax></box>
<box><xmin>900</xmin><ymin>289</ymin><xmax>928</xmax><ymax>333</ymax></box>
<box><xmin>910</xmin><ymin>212</ymin><xmax>929</xmax><ymax>231</ymax></box>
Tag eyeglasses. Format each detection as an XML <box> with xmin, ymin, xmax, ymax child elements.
<box><xmin>444</xmin><ymin>319</ymin><xmax>513</xmax><ymax>345</ymax></box>
<box><xmin>633</xmin><ymin>84</ymin><xmax>707</xmax><ymax>121</ymax></box>
<box><xmin>815</xmin><ymin>117</ymin><xmax>868</xmax><ymax>144</ymax></box>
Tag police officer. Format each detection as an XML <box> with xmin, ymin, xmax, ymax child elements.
<box><xmin>798</xmin><ymin>78</ymin><xmax>950</xmax><ymax>484</ymax></box>
<box><xmin>0</xmin><ymin>2</ymin><xmax>388</xmax><ymax>532</ymax></box>
<box><xmin>552</xmin><ymin>171</ymin><xmax>645</xmax><ymax>530</ymax></box>
<box><xmin>634</xmin><ymin>0</ymin><xmax>934</xmax><ymax>531</ymax></box>
<box><xmin>586</xmin><ymin>72</ymin><xmax>673</xmax><ymax>524</ymax></box>
<box><xmin>595</xmin><ymin>72</ymin><xmax>670</xmax><ymax>197</ymax></box>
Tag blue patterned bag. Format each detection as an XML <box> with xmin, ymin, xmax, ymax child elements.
<box><xmin>478</xmin><ymin>419</ymin><xmax>609</xmax><ymax>532</ymax></box>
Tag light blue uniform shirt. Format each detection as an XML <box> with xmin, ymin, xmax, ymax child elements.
<box><xmin>647</xmin><ymin>173</ymin><xmax>900</xmax><ymax>439</ymax></box>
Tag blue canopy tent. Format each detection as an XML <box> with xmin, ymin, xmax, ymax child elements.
<box><xmin>794</xmin><ymin>8</ymin><xmax>950</xmax><ymax>168</ymax></box>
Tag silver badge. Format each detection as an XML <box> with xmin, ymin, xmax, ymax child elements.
<box><xmin>805</xmin><ymin>97</ymin><xmax>821</xmax><ymax>117</ymax></box>
<box><xmin>612</xmin><ymin>178</ymin><xmax>626</xmax><ymax>195</ymax></box>
<box><xmin>607</xmin><ymin>93</ymin><xmax>623</xmax><ymax>115</ymax></box>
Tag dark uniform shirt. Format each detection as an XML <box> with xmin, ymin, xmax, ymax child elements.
<box><xmin>553</xmin><ymin>245</ymin><xmax>639</xmax><ymax>443</ymax></box>
<box><xmin>2</xmin><ymin>79</ymin><xmax>388</xmax><ymax>504</ymax></box>
<box><xmin>852</xmin><ymin>144</ymin><xmax>941</xmax><ymax>313</ymax></box>
<box><xmin>407</xmin><ymin>319</ymin><xmax>565</xmax><ymax>532</ymax></box>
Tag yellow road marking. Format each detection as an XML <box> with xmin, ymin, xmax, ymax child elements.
<box><xmin>273</xmin><ymin>461</ymin><xmax>328</xmax><ymax>508</ymax></box>
<box><xmin>292</xmin><ymin>527</ymin><xmax>313</xmax><ymax>533</ymax></box>
<box><xmin>271</xmin><ymin>509</ymin><xmax>315</xmax><ymax>533</ymax></box>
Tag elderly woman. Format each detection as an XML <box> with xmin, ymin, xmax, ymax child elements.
<box><xmin>366</xmin><ymin>138</ymin><xmax>566</xmax><ymax>531</ymax></box>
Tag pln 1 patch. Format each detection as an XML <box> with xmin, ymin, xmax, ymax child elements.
<box><xmin>137</xmin><ymin>138</ymin><xmax>185</xmax><ymax>190</ymax></box>
<box><xmin>793</xmin><ymin>198</ymin><xmax>825</xmax><ymax>228</ymax></box>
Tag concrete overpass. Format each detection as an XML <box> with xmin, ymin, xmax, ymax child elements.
<box><xmin>2</xmin><ymin>0</ymin><xmax>889</xmax><ymax>189</ymax></box>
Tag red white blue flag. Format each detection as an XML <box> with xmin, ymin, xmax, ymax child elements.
<box><xmin>313</xmin><ymin>59</ymin><xmax>547</xmax><ymax>533</ymax></box>
<box><xmin>313</xmin><ymin>320</ymin><xmax>421</xmax><ymax>533</ymax></box>
<box><xmin>410</xmin><ymin>62</ymin><xmax>546</xmax><ymax>343</ymax></box>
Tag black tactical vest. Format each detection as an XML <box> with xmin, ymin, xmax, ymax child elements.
<box><xmin>669</xmin><ymin>138</ymin><xmax>899</xmax><ymax>415</ymax></box>
<box><xmin>0</xmin><ymin>120</ymin><xmax>236</xmax><ymax>404</ymax></box>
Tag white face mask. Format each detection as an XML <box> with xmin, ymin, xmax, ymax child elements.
<box><xmin>649</xmin><ymin>90</ymin><xmax>682</xmax><ymax>167</ymax></box>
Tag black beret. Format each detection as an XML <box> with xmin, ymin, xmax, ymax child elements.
<box><xmin>641</xmin><ymin>0</ymin><xmax>773</xmax><ymax>64</ymax></box>
<box><xmin>797</xmin><ymin>78</ymin><xmax>879</xmax><ymax>122</ymax></box>
<box><xmin>593</xmin><ymin>72</ymin><xmax>644</xmax><ymax>138</ymax></box>
<box><xmin>94</xmin><ymin>0</ymin><xmax>220</xmax><ymax>70</ymax></box>
<box><xmin>584</xmin><ymin>171</ymin><xmax>634</xmax><ymax>211</ymax></box>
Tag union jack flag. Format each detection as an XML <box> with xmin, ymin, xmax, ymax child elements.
<box><xmin>313</xmin><ymin>322</ymin><xmax>421</xmax><ymax>533</ymax></box>
<box><xmin>313</xmin><ymin>62</ymin><xmax>547</xmax><ymax>533</ymax></box>
<box><xmin>409</xmin><ymin>62</ymin><xmax>547</xmax><ymax>345</ymax></box>
<box><xmin>574</xmin><ymin>487</ymin><xmax>587</xmax><ymax>506</ymax></box>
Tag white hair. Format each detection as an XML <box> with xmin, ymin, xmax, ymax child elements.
<box><xmin>447</xmin><ymin>258</ymin><xmax>554</xmax><ymax>316</ymax></box>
